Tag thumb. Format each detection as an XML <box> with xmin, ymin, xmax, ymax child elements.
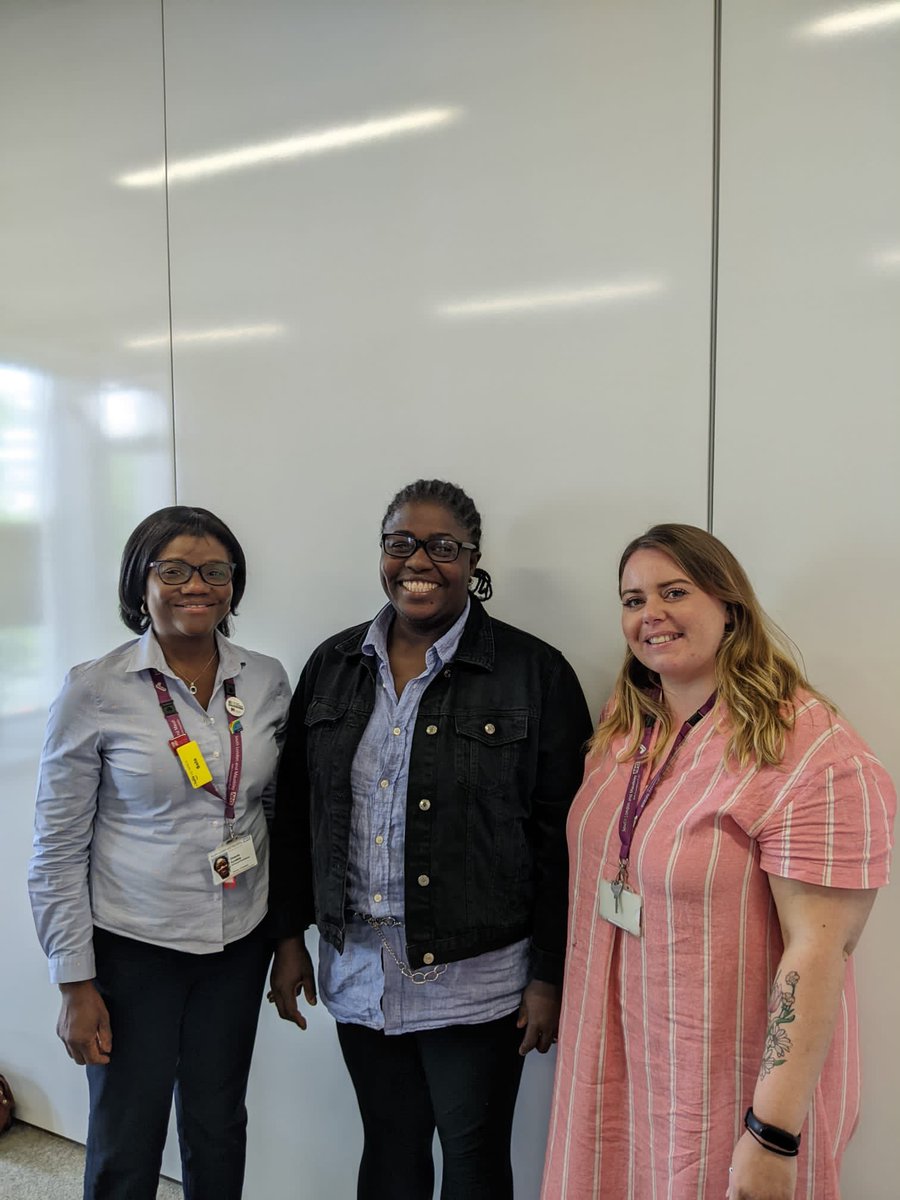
<box><xmin>97</xmin><ymin>1009</ymin><xmax>113</xmax><ymax>1054</ymax></box>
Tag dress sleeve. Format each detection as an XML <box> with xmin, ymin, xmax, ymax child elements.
<box><xmin>754</xmin><ymin>749</ymin><xmax>895</xmax><ymax>890</ymax></box>
<box><xmin>28</xmin><ymin>668</ymin><xmax>103</xmax><ymax>983</ymax></box>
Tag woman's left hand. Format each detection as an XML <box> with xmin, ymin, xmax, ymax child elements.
<box><xmin>516</xmin><ymin>979</ymin><xmax>561</xmax><ymax>1055</ymax></box>
<box><xmin>727</xmin><ymin>1130</ymin><xmax>797</xmax><ymax>1200</ymax></box>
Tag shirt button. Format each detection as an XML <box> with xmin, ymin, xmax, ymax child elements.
<box><xmin>379</xmin><ymin>779</ymin><xmax>389</xmax><ymax>789</ymax></box>
<box><xmin>392</xmin><ymin>727</ymin><xmax>401</xmax><ymax>736</ymax></box>
<box><xmin>212</xmin><ymin>751</ymin><xmax>220</xmax><ymax>759</ymax></box>
<box><xmin>374</xmin><ymin>835</ymin><xmax>384</xmax><ymax>845</ymax></box>
<box><xmin>418</xmin><ymin>799</ymin><xmax>431</xmax><ymax>811</ymax></box>
<box><xmin>423</xmin><ymin>952</ymin><xmax>435</xmax><ymax>965</ymax></box>
<box><xmin>417</xmin><ymin>874</ymin><xmax>430</xmax><ymax>887</ymax></box>
<box><xmin>373</xmin><ymin>893</ymin><xmax>383</xmax><ymax>903</ymax></box>
<box><xmin>484</xmin><ymin>723</ymin><xmax>496</xmax><ymax>735</ymax></box>
<box><xmin>425</xmin><ymin>724</ymin><xmax>438</xmax><ymax>735</ymax></box>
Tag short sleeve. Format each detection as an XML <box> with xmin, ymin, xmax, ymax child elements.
<box><xmin>755</xmin><ymin>751</ymin><xmax>895</xmax><ymax>889</ymax></box>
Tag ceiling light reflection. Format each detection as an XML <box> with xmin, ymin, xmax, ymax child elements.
<box><xmin>436</xmin><ymin>278</ymin><xmax>665</xmax><ymax>319</ymax></box>
<box><xmin>799</xmin><ymin>2</ymin><xmax>900</xmax><ymax>38</ymax></box>
<box><xmin>871</xmin><ymin>247</ymin><xmax>900</xmax><ymax>271</ymax></box>
<box><xmin>117</xmin><ymin>107</ymin><xmax>462</xmax><ymax>188</ymax></box>
<box><xmin>126</xmin><ymin>323</ymin><xmax>286</xmax><ymax>350</ymax></box>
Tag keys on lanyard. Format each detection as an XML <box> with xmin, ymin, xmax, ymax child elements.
<box><xmin>599</xmin><ymin>692</ymin><xmax>717</xmax><ymax>936</ymax></box>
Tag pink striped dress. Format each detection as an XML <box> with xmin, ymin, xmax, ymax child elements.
<box><xmin>542</xmin><ymin>695</ymin><xmax>895</xmax><ymax>1200</ymax></box>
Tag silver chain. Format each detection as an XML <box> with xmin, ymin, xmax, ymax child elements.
<box><xmin>353</xmin><ymin>912</ymin><xmax>448</xmax><ymax>985</ymax></box>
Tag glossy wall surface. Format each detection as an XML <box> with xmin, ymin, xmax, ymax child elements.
<box><xmin>0</xmin><ymin>0</ymin><xmax>173</xmax><ymax>1144</ymax></box>
<box><xmin>162</xmin><ymin>2</ymin><xmax>714</xmax><ymax>1193</ymax></box>
<box><xmin>714</xmin><ymin>4</ymin><xmax>900</xmax><ymax>1196</ymax></box>
<box><xmin>1</xmin><ymin>1</ymin><xmax>897</xmax><ymax>1197</ymax></box>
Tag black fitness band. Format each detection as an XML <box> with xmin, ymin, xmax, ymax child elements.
<box><xmin>744</xmin><ymin>1107</ymin><xmax>801</xmax><ymax>1157</ymax></box>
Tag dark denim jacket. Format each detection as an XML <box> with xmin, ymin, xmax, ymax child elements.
<box><xmin>269</xmin><ymin>598</ymin><xmax>591</xmax><ymax>984</ymax></box>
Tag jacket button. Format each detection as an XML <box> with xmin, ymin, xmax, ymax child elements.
<box><xmin>373</xmin><ymin>893</ymin><xmax>383</xmax><ymax>903</ymax></box>
<box><xmin>418</xmin><ymin>799</ymin><xmax>431</xmax><ymax>811</ymax></box>
<box><xmin>425</xmin><ymin>724</ymin><xmax>438</xmax><ymax>735</ymax></box>
<box><xmin>423</xmin><ymin>952</ymin><xmax>435</xmax><ymax>965</ymax></box>
<box><xmin>374</xmin><ymin>835</ymin><xmax>384</xmax><ymax>845</ymax></box>
<box><xmin>417</xmin><ymin>874</ymin><xmax>430</xmax><ymax>887</ymax></box>
<box><xmin>484</xmin><ymin>723</ymin><xmax>496</xmax><ymax>734</ymax></box>
<box><xmin>443</xmin><ymin>668</ymin><xmax>451</xmax><ymax>678</ymax></box>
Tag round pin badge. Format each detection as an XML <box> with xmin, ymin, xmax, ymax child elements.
<box><xmin>225</xmin><ymin>696</ymin><xmax>246</xmax><ymax>718</ymax></box>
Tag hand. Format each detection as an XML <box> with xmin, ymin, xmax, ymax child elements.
<box><xmin>57</xmin><ymin>981</ymin><xmax>112</xmax><ymax>1066</ymax></box>
<box><xmin>516</xmin><ymin>979</ymin><xmax>561</xmax><ymax>1056</ymax></box>
<box><xmin>727</xmin><ymin>1130</ymin><xmax>797</xmax><ymax>1200</ymax></box>
<box><xmin>267</xmin><ymin>935</ymin><xmax>317</xmax><ymax>1030</ymax></box>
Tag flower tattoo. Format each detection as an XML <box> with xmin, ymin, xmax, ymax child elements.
<box><xmin>759</xmin><ymin>969</ymin><xmax>799</xmax><ymax>1079</ymax></box>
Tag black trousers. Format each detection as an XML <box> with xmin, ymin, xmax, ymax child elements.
<box><xmin>337</xmin><ymin>1011</ymin><xmax>525</xmax><ymax>1200</ymax></box>
<box><xmin>83</xmin><ymin>925</ymin><xmax>271</xmax><ymax>1200</ymax></box>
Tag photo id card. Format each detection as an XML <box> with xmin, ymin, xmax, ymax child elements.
<box><xmin>598</xmin><ymin>878</ymin><xmax>643</xmax><ymax>937</ymax></box>
<box><xmin>208</xmin><ymin>834</ymin><xmax>258</xmax><ymax>885</ymax></box>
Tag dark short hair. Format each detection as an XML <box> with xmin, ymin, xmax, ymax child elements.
<box><xmin>118</xmin><ymin>506</ymin><xmax>246</xmax><ymax>636</ymax></box>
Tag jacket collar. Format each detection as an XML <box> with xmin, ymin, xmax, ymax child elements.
<box><xmin>335</xmin><ymin>596</ymin><xmax>495</xmax><ymax>672</ymax></box>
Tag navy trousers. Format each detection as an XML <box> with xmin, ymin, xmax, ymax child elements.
<box><xmin>337</xmin><ymin>1011</ymin><xmax>525</xmax><ymax>1200</ymax></box>
<box><xmin>83</xmin><ymin>925</ymin><xmax>271</xmax><ymax>1200</ymax></box>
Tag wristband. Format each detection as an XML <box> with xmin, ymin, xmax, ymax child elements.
<box><xmin>744</xmin><ymin>1107</ymin><xmax>801</xmax><ymax>1157</ymax></box>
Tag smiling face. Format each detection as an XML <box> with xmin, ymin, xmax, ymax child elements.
<box><xmin>380</xmin><ymin>500</ymin><xmax>480</xmax><ymax>637</ymax></box>
<box><xmin>144</xmin><ymin>534</ymin><xmax>233</xmax><ymax>646</ymax></box>
<box><xmin>620</xmin><ymin>547</ymin><xmax>728</xmax><ymax>698</ymax></box>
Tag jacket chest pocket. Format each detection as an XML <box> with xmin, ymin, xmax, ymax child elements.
<box><xmin>305</xmin><ymin>697</ymin><xmax>351</xmax><ymax>787</ymax></box>
<box><xmin>454</xmin><ymin>710</ymin><xmax>529</xmax><ymax>794</ymax></box>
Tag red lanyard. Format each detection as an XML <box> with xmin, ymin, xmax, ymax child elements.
<box><xmin>149</xmin><ymin>668</ymin><xmax>243</xmax><ymax>823</ymax></box>
<box><xmin>617</xmin><ymin>692</ymin><xmax>716</xmax><ymax>868</ymax></box>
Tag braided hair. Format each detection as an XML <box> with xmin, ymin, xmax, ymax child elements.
<box><xmin>381</xmin><ymin>479</ymin><xmax>493</xmax><ymax>601</ymax></box>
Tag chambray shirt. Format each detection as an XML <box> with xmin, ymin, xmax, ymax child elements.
<box><xmin>318</xmin><ymin>601</ymin><xmax>529</xmax><ymax>1032</ymax></box>
<box><xmin>29</xmin><ymin>628</ymin><xmax>290</xmax><ymax>983</ymax></box>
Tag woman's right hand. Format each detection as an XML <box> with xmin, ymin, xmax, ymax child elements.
<box><xmin>268</xmin><ymin>935</ymin><xmax>318</xmax><ymax>1030</ymax></box>
<box><xmin>57</xmin><ymin>980</ymin><xmax>112</xmax><ymax>1065</ymax></box>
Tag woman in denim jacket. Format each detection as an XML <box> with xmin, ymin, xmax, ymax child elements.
<box><xmin>268</xmin><ymin>479</ymin><xmax>591</xmax><ymax>1200</ymax></box>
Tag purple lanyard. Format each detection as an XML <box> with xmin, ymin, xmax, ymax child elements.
<box><xmin>149</xmin><ymin>668</ymin><xmax>243</xmax><ymax>822</ymax></box>
<box><xmin>617</xmin><ymin>692</ymin><xmax>716</xmax><ymax>867</ymax></box>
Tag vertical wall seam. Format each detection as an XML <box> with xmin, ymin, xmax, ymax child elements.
<box><xmin>707</xmin><ymin>0</ymin><xmax>722</xmax><ymax>533</ymax></box>
<box><xmin>160</xmin><ymin>0</ymin><xmax>178</xmax><ymax>502</ymax></box>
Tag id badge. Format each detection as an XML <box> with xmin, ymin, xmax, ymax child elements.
<box><xmin>177</xmin><ymin>740</ymin><xmax>213</xmax><ymax>788</ymax></box>
<box><xmin>208</xmin><ymin>834</ymin><xmax>258</xmax><ymax>885</ymax></box>
<box><xmin>598</xmin><ymin>878</ymin><xmax>643</xmax><ymax>937</ymax></box>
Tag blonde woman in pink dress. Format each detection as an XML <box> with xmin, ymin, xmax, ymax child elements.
<box><xmin>542</xmin><ymin>524</ymin><xmax>895</xmax><ymax>1200</ymax></box>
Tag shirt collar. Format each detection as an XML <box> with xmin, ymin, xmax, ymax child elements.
<box><xmin>362</xmin><ymin>598</ymin><xmax>471</xmax><ymax>672</ymax></box>
<box><xmin>124</xmin><ymin>627</ymin><xmax>245</xmax><ymax>681</ymax></box>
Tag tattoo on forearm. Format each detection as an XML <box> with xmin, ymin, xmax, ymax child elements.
<box><xmin>759</xmin><ymin>969</ymin><xmax>799</xmax><ymax>1079</ymax></box>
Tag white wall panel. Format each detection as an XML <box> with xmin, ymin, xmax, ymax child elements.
<box><xmin>0</xmin><ymin>0</ymin><xmax>173</xmax><ymax>1143</ymax></box>
<box><xmin>714</xmin><ymin>4</ymin><xmax>900</xmax><ymax>1196</ymax></box>
<box><xmin>160</xmin><ymin>2</ymin><xmax>715</xmax><ymax>1195</ymax></box>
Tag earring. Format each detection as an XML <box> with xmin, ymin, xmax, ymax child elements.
<box><xmin>140</xmin><ymin>601</ymin><xmax>148</xmax><ymax>615</ymax></box>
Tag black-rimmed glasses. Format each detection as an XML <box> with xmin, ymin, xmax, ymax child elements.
<box><xmin>149</xmin><ymin>560</ymin><xmax>235</xmax><ymax>586</ymax></box>
<box><xmin>380</xmin><ymin>534</ymin><xmax>477</xmax><ymax>563</ymax></box>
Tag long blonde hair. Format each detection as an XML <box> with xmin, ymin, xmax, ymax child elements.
<box><xmin>591</xmin><ymin>524</ymin><xmax>833</xmax><ymax>768</ymax></box>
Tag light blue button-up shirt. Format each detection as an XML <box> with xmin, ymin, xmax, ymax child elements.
<box><xmin>318</xmin><ymin>601</ymin><xmax>529</xmax><ymax>1032</ymax></box>
<box><xmin>29</xmin><ymin>628</ymin><xmax>290</xmax><ymax>983</ymax></box>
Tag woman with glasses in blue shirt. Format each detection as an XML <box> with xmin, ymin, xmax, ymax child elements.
<box><xmin>29</xmin><ymin>505</ymin><xmax>289</xmax><ymax>1200</ymax></box>
<box><xmin>268</xmin><ymin>479</ymin><xmax>591</xmax><ymax>1200</ymax></box>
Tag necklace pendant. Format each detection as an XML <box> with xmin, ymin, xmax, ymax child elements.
<box><xmin>189</xmin><ymin>683</ymin><xmax>198</xmax><ymax>695</ymax></box>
